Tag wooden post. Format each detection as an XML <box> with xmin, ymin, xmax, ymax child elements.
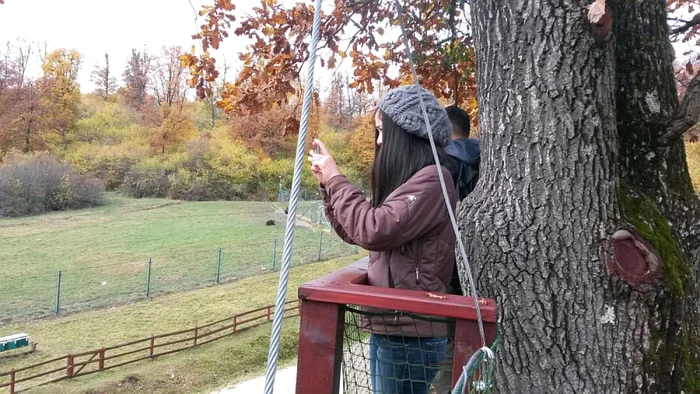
<box><xmin>295</xmin><ymin>300</ymin><xmax>344</xmax><ymax>394</ymax></box>
<box><xmin>233</xmin><ymin>316</ymin><xmax>237</xmax><ymax>334</ymax></box>
<box><xmin>146</xmin><ymin>258</ymin><xmax>152</xmax><ymax>298</ymax></box>
<box><xmin>10</xmin><ymin>369</ymin><xmax>15</xmax><ymax>394</ymax></box>
<box><xmin>55</xmin><ymin>270</ymin><xmax>62</xmax><ymax>315</ymax></box>
<box><xmin>318</xmin><ymin>232</ymin><xmax>323</xmax><ymax>261</ymax></box>
<box><xmin>216</xmin><ymin>248</ymin><xmax>222</xmax><ymax>284</ymax></box>
<box><xmin>99</xmin><ymin>348</ymin><xmax>105</xmax><ymax>370</ymax></box>
<box><xmin>267</xmin><ymin>305</ymin><xmax>272</xmax><ymax>322</ymax></box>
<box><xmin>193</xmin><ymin>327</ymin><xmax>199</xmax><ymax>347</ymax></box>
<box><xmin>66</xmin><ymin>354</ymin><xmax>74</xmax><ymax>378</ymax></box>
<box><xmin>452</xmin><ymin>319</ymin><xmax>498</xmax><ymax>387</ymax></box>
<box><xmin>149</xmin><ymin>336</ymin><xmax>155</xmax><ymax>358</ymax></box>
<box><xmin>272</xmin><ymin>239</ymin><xmax>278</xmax><ymax>271</ymax></box>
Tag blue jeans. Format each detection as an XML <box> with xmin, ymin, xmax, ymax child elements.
<box><xmin>369</xmin><ymin>334</ymin><xmax>448</xmax><ymax>394</ymax></box>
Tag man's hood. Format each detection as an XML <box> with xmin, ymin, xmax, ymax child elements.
<box><xmin>445</xmin><ymin>138</ymin><xmax>480</xmax><ymax>167</ymax></box>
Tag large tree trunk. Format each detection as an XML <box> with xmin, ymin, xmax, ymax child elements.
<box><xmin>612</xmin><ymin>1</ymin><xmax>700</xmax><ymax>391</ymax></box>
<box><xmin>461</xmin><ymin>0</ymin><xmax>700</xmax><ymax>392</ymax></box>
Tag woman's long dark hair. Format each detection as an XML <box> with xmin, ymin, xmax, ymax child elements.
<box><xmin>370</xmin><ymin>110</ymin><xmax>451</xmax><ymax>207</ymax></box>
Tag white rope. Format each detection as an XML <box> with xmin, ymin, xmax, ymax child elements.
<box><xmin>263</xmin><ymin>0</ymin><xmax>324</xmax><ymax>392</ymax></box>
<box><xmin>392</xmin><ymin>0</ymin><xmax>487</xmax><ymax>347</ymax></box>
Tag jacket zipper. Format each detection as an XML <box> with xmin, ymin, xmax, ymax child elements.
<box><xmin>415</xmin><ymin>243</ymin><xmax>422</xmax><ymax>285</ymax></box>
<box><xmin>394</xmin><ymin>247</ymin><xmax>404</xmax><ymax>325</ymax></box>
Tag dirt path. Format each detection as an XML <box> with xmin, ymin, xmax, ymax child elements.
<box><xmin>270</xmin><ymin>203</ymin><xmax>316</xmax><ymax>230</ymax></box>
<box><xmin>214</xmin><ymin>342</ymin><xmax>372</xmax><ymax>394</ymax></box>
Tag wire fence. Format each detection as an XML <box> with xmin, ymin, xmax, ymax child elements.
<box><xmin>278</xmin><ymin>186</ymin><xmax>367</xmax><ymax>232</ymax></box>
<box><xmin>279</xmin><ymin>187</ymin><xmax>330</xmax><ymax>229</ymax></box>
<box><xmin>0</xmin><ymin>197</ymin><xmax>360</xmax><ymax>324</ymax></box>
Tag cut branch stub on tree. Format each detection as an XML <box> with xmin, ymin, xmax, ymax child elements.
<box><xmin>586</xmin><ymin>0</ymin><xmax>612</xmax><ymax>38</ymax></box>
<box><xmin>606</xmin><ymin>228</ymin><xmax>663</xmax><ymax>289</ymax></box>
<box><xmin>586</xmin><ymin>0</ymin><xmax>606</xmax><ymax>23</ymax></box>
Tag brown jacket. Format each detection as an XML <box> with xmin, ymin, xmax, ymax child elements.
<box><xmin>322</xmin><ymin>165</ymin><xmax>457</xmax><ymax>337</ymax></box>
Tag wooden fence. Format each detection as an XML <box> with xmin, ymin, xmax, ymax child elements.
<box><xmin>0</xmin><ymin>300</ymin><xmax>300</xmax><ymax>393</ymax></box>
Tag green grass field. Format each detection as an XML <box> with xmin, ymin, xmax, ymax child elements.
<box><xmin>0</xmin><ymin>256</ymin><xmax>363</xmax><ymax>393</ymax></box>
<box><xmin>0</xmin><ymin>194</ymin><xmax>355</xmax><ymax>323</ymax></box>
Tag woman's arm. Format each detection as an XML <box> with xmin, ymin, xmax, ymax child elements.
<box><xmin>319</xmin><ymin>185</ymin><xmax>357</xmax><ymax>245</ymax></box>
<box><xmin>325</xmin><ymin>166</ymin><xmax>455</xmax><ymax>251</ymax></box>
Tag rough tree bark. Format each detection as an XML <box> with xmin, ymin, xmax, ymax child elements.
<box><xmin>460</xmin><ymin>0</ymin><xmax>700</xmax><ymax>392</ymax></box>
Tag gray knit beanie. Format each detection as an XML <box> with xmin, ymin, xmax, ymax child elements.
<box><xmin>377</xmin><ymin>85</ymin><xmax>451</xmax><ymax>147</ymax></box>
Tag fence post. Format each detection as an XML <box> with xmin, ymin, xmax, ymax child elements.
<box><xmin>233</xmin><ymin>316</ymin><xmax>237</xmax><ymax>334</ymax></box>
<box><xmin>193</xmin><ymin>327</ymin><xmax>199</xmax><ymax>347</ymax></box>
<box><xmin>99</xmin><ymin>348</ymin><xmax>105</xmax><ymax>370</ymax></box>
<box><xmin>146</xmin><ymin>258</ymin><xmax>152</xmax><ymax>298</ymax></box>
<box><xmin>272</xmin><ymin>239</ymin><xmax>278</xmax><ymax>271</ymax></box>
<box><xmin>216</xmin><ymin>248</ymin><xmax>222</xmax><ymax>284</ymax></box>
<box><xmin>267</xmin><ymin>305</ymin><xmax>272</xmax><ymax>322</ymax></box>
<box><xmin>10</xmin><ymin>368</ymin><xmax>15</xmax><ymax>393</ymax></box>
<box><xmin>55</xmin><ymin>270</ymin><xmax>62</xmax><ymax>315</ymax></box>
<box><xmin>278</xmin><ymin>176</ymin><xmax>283</xmax><ymax>202</ymax></box>
<box><xmin>66</xmin><ymin>354</ymin><xmax>74</xmax><ymax>378</ymax></box>
<box><xmin>318</xmin><ymin>232</ymin><xmax>323</xmax><ymax>261</ymax></box>
<box><xmin>149</xmin><ymin>335</ymin><xmax>155</xmax><ymax>358</ymax></box>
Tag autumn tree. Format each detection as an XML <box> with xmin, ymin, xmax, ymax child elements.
<box><xmin>38</xmin><ymin>48</ymin><xmax>82</xmax><ymax>149</ymax></box>
<box><xmin>202</xmin><ymin>56</ymin><xmax>229</xmax><ymax>129</ymax></box>
<box><xmin>186</xmin><ymin>0</ymin><xmax>700</xmax><ymax>391</ymax></box>
<box><xmin>0</xmin><ymin>39</ymin><xmax>45</xmax><ymax>153</ymax></box>
<box><xmin>145</xmin><ymin>46</ymin><xmax>195</xmax><ymax>154</ymax></box>
<box><xmin>231</xmin><ymin>104</ymin><xmax>296</xmax><ymax>158</ymax></box>
<box><xmin>10</xmin><ymin>81</ymin><xmax>45</xmax><ymax>153</ymax></box>
<box><xmin>348</xmin><ymin>77</ymin><xmax>375</xmax><ymax>118</ymax></box>
<box><xmin>348</xmin><ymin>112</ymin><xmax>376</xmax><ymax>181</ymax></box>
<box><xmin>90</xmin><ymin>53</ymin><xmax>118</xmax><ymax>100</ymax></box>
<box><xmin>122</xmin><ymin>48</ymin><xmax>151</xmax><ymax>111</ymax></box>
<box><xmin>148</xmin><ymin>109</ymin><xmax>196</xmax><ymax>154</ymax></box>
<box><xmin>323</xmin><ymin>73</ymin><xmax>348</xmax><ymax>130</ymax></box>
<box><xmin>322</xmin><ymin>73</ymin><xmax>373</xmax><ymax>130</ymax></box>
<box><xmin>183</xmin><ymin>0</ymin><xmax>476</xmax><ymax>117</ymax></box>
<box><xmin>151</xmin><ymin>46</ymin><xmax>188</xmax><ymax>113</ymax></box>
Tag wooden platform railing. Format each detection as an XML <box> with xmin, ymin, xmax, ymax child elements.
<box><xmin>295</xmin><ymin>257</ymin><xmax>498</xmax><ymax>394</ymax></box>
<box><xmin>0</xmin><ymin>300</ymin><xmax>300</xmax><ymax>393</ymax></box>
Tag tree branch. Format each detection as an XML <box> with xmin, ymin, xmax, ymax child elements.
<box><xmin>670</xmin><ymin>13</ymin><xmax>700</xmax><ymax>35</ymax></box>
<box><xmin>661</xmin><ymin>72</ymin><xmax>700</xmax><ymax>144</ymax></box>
<box><xmin>345</xmin><ymin>0</ymin><xmax>374</xmax><ymax>7</ymax></box>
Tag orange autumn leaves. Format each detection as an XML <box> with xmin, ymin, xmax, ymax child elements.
<box><xmin>182</xmin><ymin>0</ymin><xmax>478</xmax><ymax>125</ymax></box>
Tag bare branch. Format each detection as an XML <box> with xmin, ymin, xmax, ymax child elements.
<box><xmin>662</xmin><ymin>72</ymin><xmax>700</xmax><ymax>144</ymax></box>
<box><xmin>188</xmin><ymin>0</ymin><xmax>200</xmax><ymax>38</ymax></box>
<box><xmin>670</xmin><ymin>13</ymin><xmax>700</xmax><ymax>35</ymax></box>
<box><xmin>345</xmin><ymin>0</ymin><xmax>374</xmax><ymax>7</ymax></box>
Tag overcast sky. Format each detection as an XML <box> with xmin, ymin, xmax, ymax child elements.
<box><xmin>0</xmin><ymin>0</ymin><xmax>269</xmax><ymax>92</ymax></box>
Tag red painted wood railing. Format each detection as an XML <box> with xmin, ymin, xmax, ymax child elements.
<box><xmin>296</xmin><ymin>257</ymin><xmax>498</xmax><ymax>394</ymax></box>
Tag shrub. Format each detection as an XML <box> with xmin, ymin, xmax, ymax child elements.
<box><xmin>64</xmin><ymin>144</ymin><xmax>144</xmax><ymax>191</ymax></box>
<box><xmin>121</xmin><ymin>163</ymin><xmax>171</xmax><ymax>198</ymax></box>
<box><xmin>120</xmin><ymin>133</ymin><xmax>324</xmax><ymax>202</ymax></box>
<box><xmin>0</xmin><ymin>152</ymin><xmax>104</xmax><ymax>217</ymax></box>
<box><xmin>169</xmin><ymin>168</ymin><xmax>246</xmax><ymax>201</ymax></box>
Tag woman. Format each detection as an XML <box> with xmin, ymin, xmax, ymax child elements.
<box><xmin>308</xmin><ymin>85</ymin><xmax>457</xmax><ymax>394</ymax></box>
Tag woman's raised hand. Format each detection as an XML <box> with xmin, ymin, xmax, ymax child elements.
<box><xmin>308</xmin><ymin>138</ymin><xmax>341</xmax><ymax>185</ymax></box>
